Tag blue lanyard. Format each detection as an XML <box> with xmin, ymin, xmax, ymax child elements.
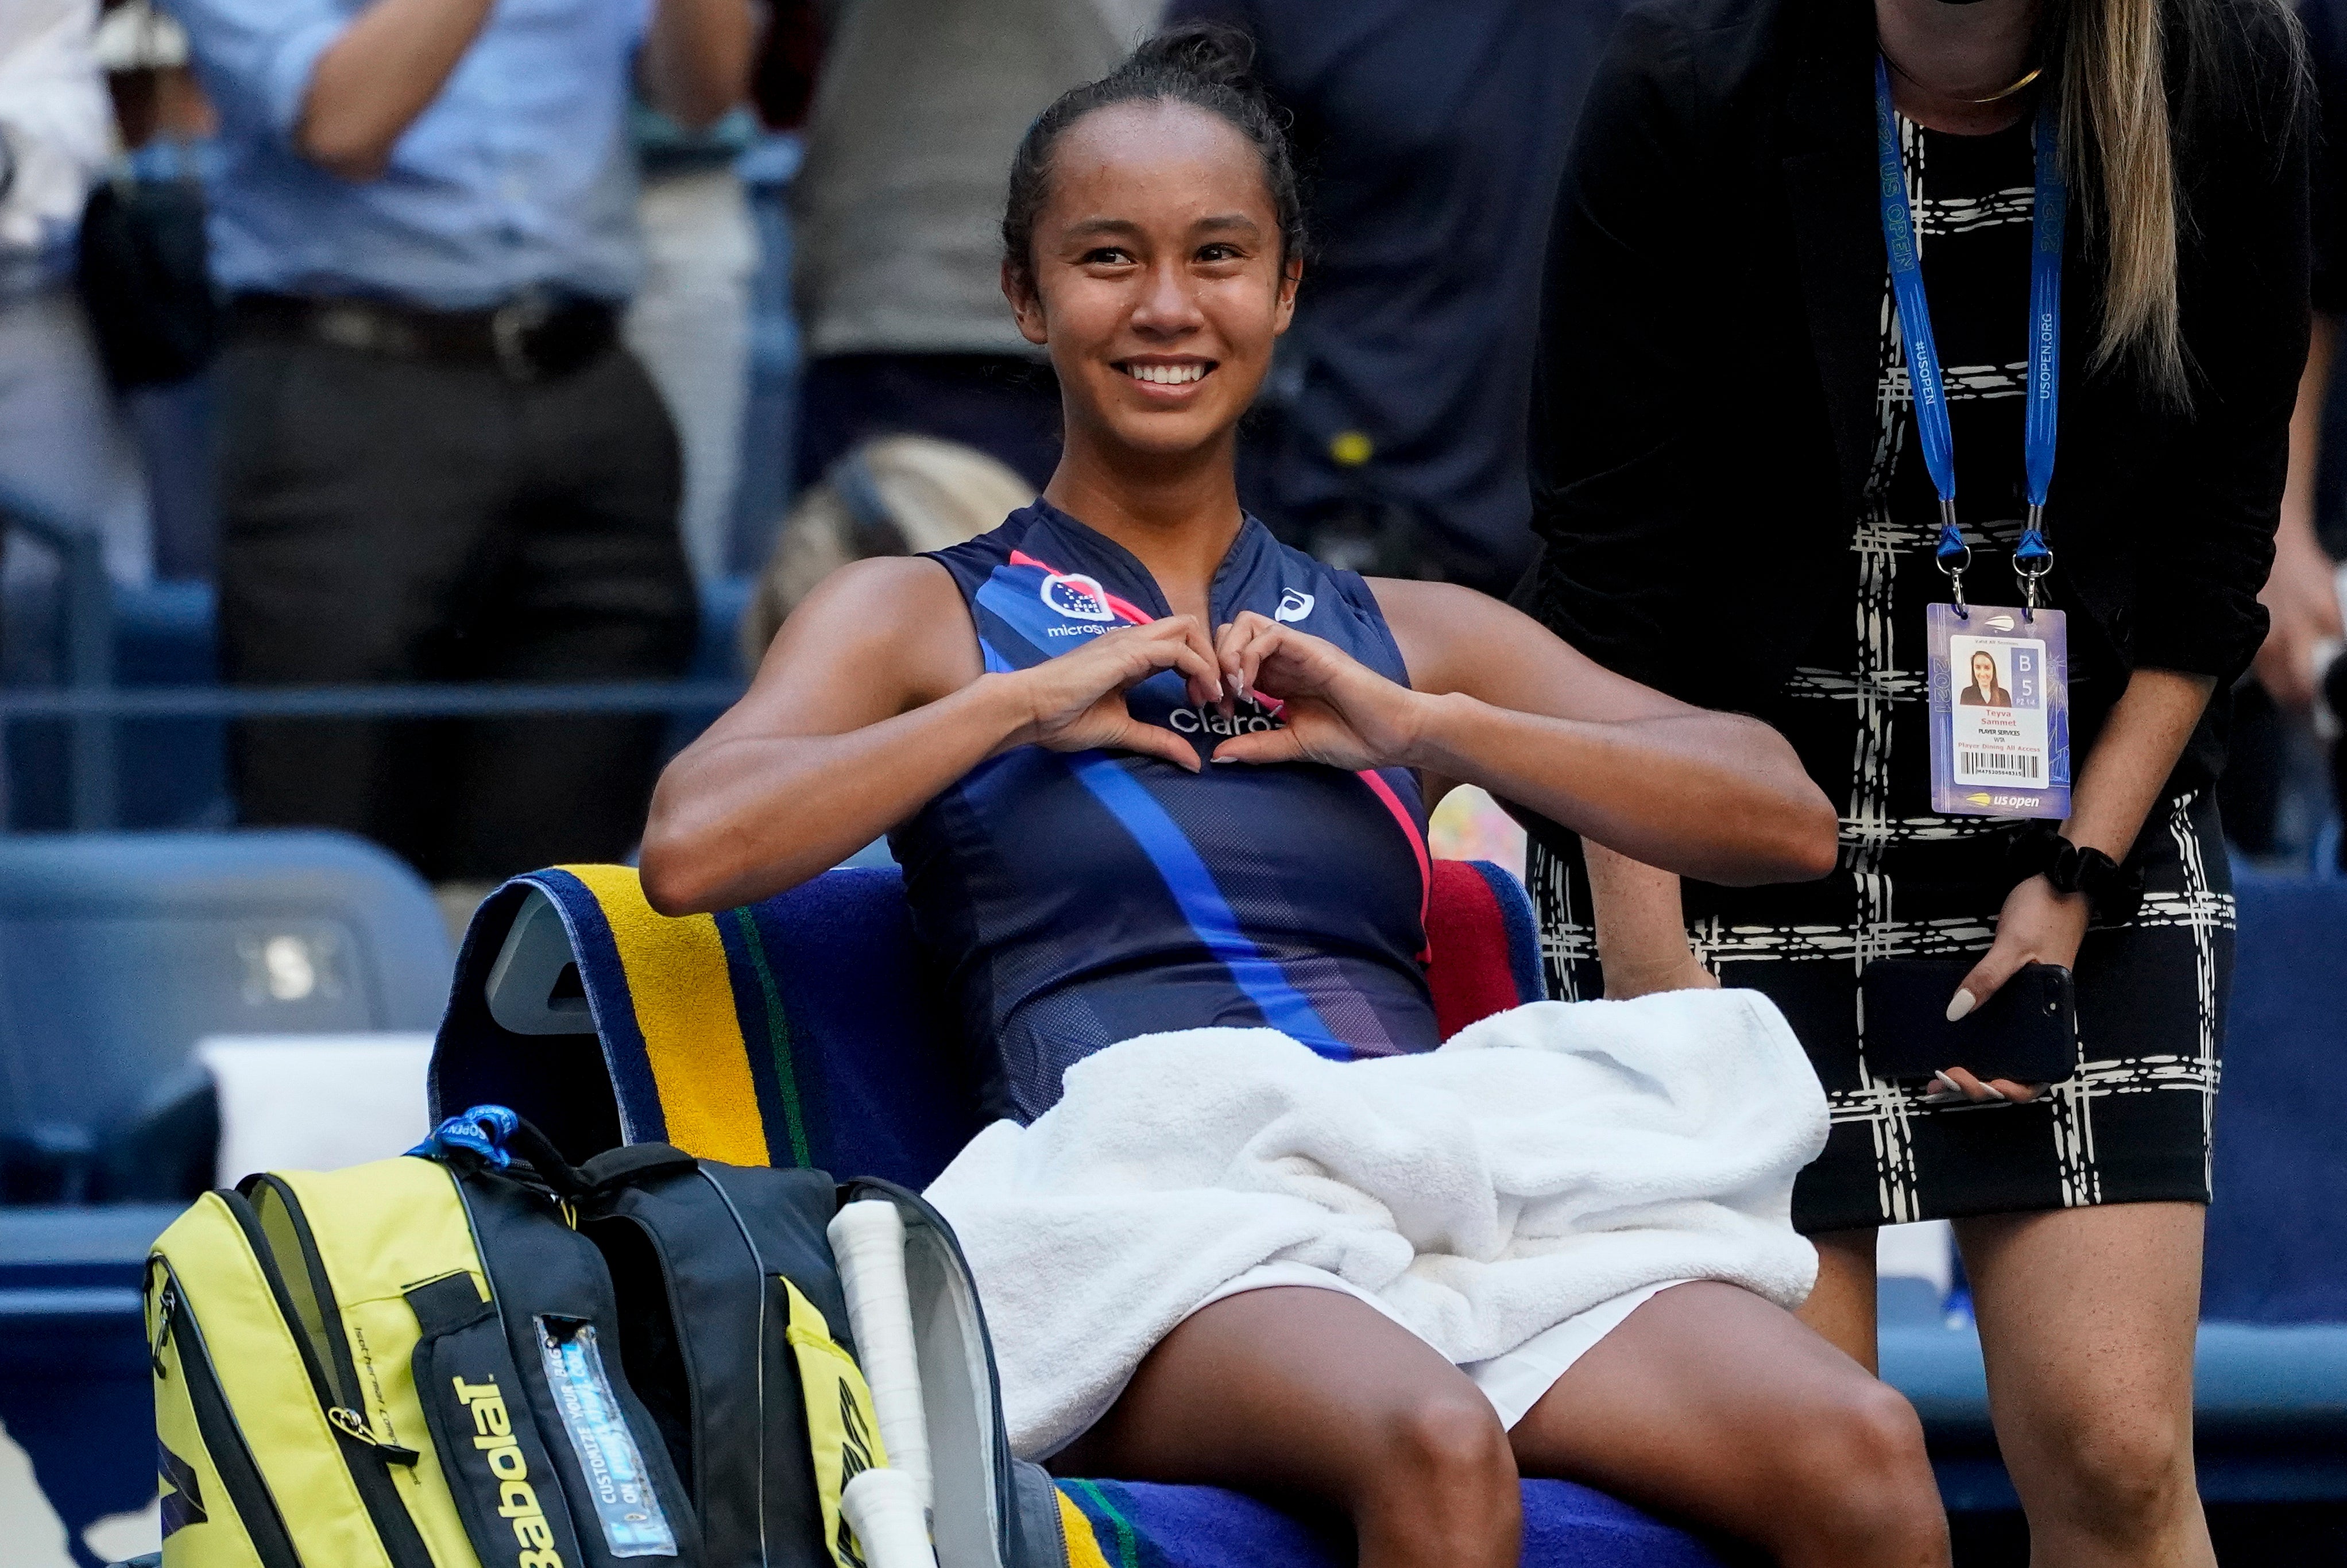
<box><xmin>1873</xmin><ymin>56</ymin><xmax>2066</xmax><ymax>609</ymax></box>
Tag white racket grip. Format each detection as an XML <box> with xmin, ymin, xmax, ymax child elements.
<box><xmin>840</xmin><ymin>1468</ymin><xmax>935</xmax><ymax>1568</ymax></box>
<box><xmin>828</xmin><ymin>1200</ymin><xmax>932</xmax><ymax>1509</ymax></box>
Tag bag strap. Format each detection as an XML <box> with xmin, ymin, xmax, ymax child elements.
<box><xmin>412</xmin><ymin>1103</ymin><xmax>699</xmax><ymax>1198</ymax></box>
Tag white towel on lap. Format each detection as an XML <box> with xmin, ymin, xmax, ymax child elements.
<box><xmin>925</xmin><ymin>988</ymin><xmax>1831</xmax><ymax>1458</ymax></box>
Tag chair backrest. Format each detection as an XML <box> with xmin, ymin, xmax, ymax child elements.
<box><xmin>2202</xmin><ymin>869</ymin><xmax>2347</xmax><ymax>1323</ymax></box>
<box><xmin>433</xmin><ymin>860</ymin><xmax>1548</xmax><ymax>1191</ymax></box>
<box><xmin>0</xmin><ymin>830</ymin><xmax>454</xmax><ymax>1187</ymax></box>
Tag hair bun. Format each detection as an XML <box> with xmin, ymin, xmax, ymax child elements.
<box><xmin>1128</xmin><ymin>23</ymin><xmax>1261</xmax><ymax>92</ymax></box>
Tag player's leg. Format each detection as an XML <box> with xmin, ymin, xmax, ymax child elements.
<box><xmin>1052</xmin><ymin>1287</ymin><xmax>1521</xmax><ymax>1568</ymax></box>
<box><xmin>1510</xmin><ymin>1280</ymin><xmax>1950</xmax><ymax>1567</ymax></box>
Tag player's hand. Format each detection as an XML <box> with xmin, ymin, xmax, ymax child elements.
<box><xmin>1206</xmin><ymin>613</ymin><xmax>1428</xmax><ymax>772</ymax></box>
<box><xmin>1009</xmin><ymin>617</ymin><xmax>1221</xmax><ymax>772</ymax></box>
<box><xmin>1929</xmin><ymin>873</ymin><xmax>2088</xmax><ymax>1105</ymax></box>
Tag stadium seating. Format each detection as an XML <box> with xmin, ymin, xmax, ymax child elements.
<box><xmin>0</xmin><ymin>830</ymin><xmax>454</xmax><ymax>1552</ymax></box>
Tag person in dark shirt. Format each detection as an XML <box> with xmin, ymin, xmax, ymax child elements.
<box><xmin>1158</xmin><ymin>0</ymin><xmax>1629</xmax><ymax>595</ymax></box>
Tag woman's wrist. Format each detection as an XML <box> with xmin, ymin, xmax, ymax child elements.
<box><xmin>1390</xmin><ymin>688</ymin><xmax>1480</xmax><ymax>774</ymax></box>
<box><xmin>968</xmin><ymin>670</ymin><xmax>1050</xmax><ymax>755</ymax></box>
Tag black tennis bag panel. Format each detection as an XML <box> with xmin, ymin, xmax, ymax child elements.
<box><xmin>582</xmin><ymin>1159</ymin><xmax>853</xmax><ymax>1568</ymax></box>
<box><xmin>448</xmin><ymin>1117</ymin><xmax>1067</xmax><ymax>1568</ymax></box>
<box><xmin>442</xmin><ymin>1144</ymin><xmax>709</xmax><ymax>1568</ymax></box>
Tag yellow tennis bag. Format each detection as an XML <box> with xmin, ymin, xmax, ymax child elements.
<box><xmin>145</xmin><ymin>1108</ymin><xmax>1043</xmax><ymax>1568</ymax></box>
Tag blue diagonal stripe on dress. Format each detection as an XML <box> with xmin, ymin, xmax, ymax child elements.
<box><xmin>1062</xmin><ymin>753</ymin><xmax>1346</xmax><ymax>1056</ymax></box>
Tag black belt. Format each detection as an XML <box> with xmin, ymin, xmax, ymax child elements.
<box><xmin>229</xmin><ymin>291</ymin><xmax>620</xmax><ymax>381</ymax></box>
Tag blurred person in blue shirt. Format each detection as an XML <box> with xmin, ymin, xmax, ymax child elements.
<box><xmin>165</xmin><ymin>0</ymin><xmax>753</xmax><ymax>882</ymax></box>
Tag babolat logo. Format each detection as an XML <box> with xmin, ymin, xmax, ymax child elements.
<box><xmin>454</xmin><ymin>1376</ymin><xmax>564</xmax><ymax>1568</ymax></box>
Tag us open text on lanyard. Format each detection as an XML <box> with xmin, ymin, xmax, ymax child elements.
<box><xmin>1874</xmin><ymin>55</ymin><xmax>2073</xmax><ymax>818</ymax></box>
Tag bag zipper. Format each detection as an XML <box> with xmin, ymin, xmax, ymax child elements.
<box><xmin>148</xmin><ymin>1256</ymin><xmax>306</xmax><ymax>1568</ymax></box>
<box><xmin>697</xmin><ymin>1169</ymin><xmax>775</xmax><ymax>1568</ymax></box>
<box><xmin>218</xmin><ymin>1187</ymin><xmax>436</xmax><ymax>1568</ymax></box>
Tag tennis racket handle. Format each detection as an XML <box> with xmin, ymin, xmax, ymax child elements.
<box><xmin>828</xmin><ymin>1201</ymin><xmax>932</xmax><ymax>1500</ymax></box>
<box><xmin>841</xmin><ymin>1468</ymin><xmax>934</xmax><ymax>1568</ymax></box>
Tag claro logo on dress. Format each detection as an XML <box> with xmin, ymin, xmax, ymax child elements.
<box><xmin>1041</xmin><ymin>571</ymin><xmax>1116</xmax><ymax>622</ymax></box>
<box><xmin>454</xmin><ymin>1376</ymin><xmax>565</xmax><ymax>1568</ymax></box>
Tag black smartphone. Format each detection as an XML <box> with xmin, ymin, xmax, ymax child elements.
<box><xmin>1860</xmin><ymin>958</ymin><xmax>2077</xmax><ymax>1086</ymax></box>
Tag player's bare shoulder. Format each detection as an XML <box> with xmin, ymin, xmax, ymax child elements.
<box><xmin>755</xmin><ymin>555</ymin><xmax>983</xmax><ymax>709</ymax></box>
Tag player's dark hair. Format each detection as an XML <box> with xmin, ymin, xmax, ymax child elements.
<box><xmin>1000</xmin><ymin>24</ymin><xmax>1306</xmax><ymax>292</ymax></box>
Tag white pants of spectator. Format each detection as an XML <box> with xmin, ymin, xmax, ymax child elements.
<box><xmin>623</xmin><ymin>165</ymin><xmax>756</xmax><ymax>583</ymax></box>
<box><xmin>0</xmin><ymin>280</ymin><xmax>150</xmax><ymax>584</ymax></box>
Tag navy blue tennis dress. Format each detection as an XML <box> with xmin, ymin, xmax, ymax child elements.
<box><xmin>890</xmin><ymin>500</ymin><xmax>1440</xmax><ymax>1122</ymax></box>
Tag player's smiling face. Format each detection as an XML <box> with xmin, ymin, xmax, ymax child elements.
<box><xmin>1006</xmin><ymin>99</ymin><xmax>1298</xmax><ymax>462</ymax></box>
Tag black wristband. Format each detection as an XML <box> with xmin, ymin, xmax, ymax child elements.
<box><xmin>2008</xmin><ymin>826</ymin><xmax>2143</xmax><ymax>924</ymax></box>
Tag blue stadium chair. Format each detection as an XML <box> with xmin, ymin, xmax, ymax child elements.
<box><xmin>0</xmin><ymin>830</ymin><xmax>453</xmax><ymax>1197</ymax></box>
<box><xmin>1878</xmin><ymin>866</ymin><xmax>2347</xmax><ymax>1508</ymax></box>
<box><xmin>0</xmin><ymin>830</ymin><xmax>454</xmax><ymax>1561</ymax></box>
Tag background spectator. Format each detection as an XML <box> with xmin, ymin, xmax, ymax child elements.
<box><xmin>738</xmin><ymin>433</ymin><xmax>1031</xmax><ymax>669</ymax></box>
<box><xmin>165</xmin><ymin>0</ymin><xmax>754</xmax><ymax>882</ymax></box>
<box><xmin>623</xmin><ymin>99</ymin><xmax>762</xmax><ymax>583</ymax></box>
<box><xmin>2226</xmin><ymin>0</ymin><xmax>2347</xmax><ymax>869</ymax></box>
<box><xmin>788</xmin><ymin>0</ymin><xmax>1161</xmax><ymax>492</ymax></box>
<box><xmin>0</xmin><ymin>0</ymin><xmax>152</xmax><ymax>586</ymax></box>
<box><xmin>1159</xmin><ymin>0</ymin><xmax>1630</xmax><ymax>595</ymax></box>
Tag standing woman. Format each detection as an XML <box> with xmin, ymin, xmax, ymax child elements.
<box><xmin>1519</xmin><ymin>0</ymin><xmax>2306</xmax><ymax>1562</ymax></box>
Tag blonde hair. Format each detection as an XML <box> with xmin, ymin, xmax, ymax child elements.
<box><xmin>740</xmin><ymin>436</ymin><xmax>1038</xmax><ymax>670</ymax></box>
<box><xmin>2059</xmin><ymin>0</ymin><xmax>2182</xmax><ymax>393</ymax></box>
<box><xmin>2056</xmin><ymin>0</ymin><xmax>2299</xmax><ymax>400</ymax></box>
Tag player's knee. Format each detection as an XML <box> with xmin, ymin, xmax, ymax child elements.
<box><xmin>2035</xmin><ymin>1404</ymin><xmax>2195</xmax><ymax>1546</ymax></box>
<box><xmin>1374</xmin><ymin>1390</ymin><xmax>1518</xmax><ymax>1507</ymax></box>
<box><xmin>1772</xmin><ymin>1380</ymin><xmax>1944</xmax><ymax>1557</ymax></box>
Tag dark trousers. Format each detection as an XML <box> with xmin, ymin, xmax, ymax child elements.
<box><xmin>793</xmin><ymin>353</ymin><xmax>1063</xmax><ymax>491</ymax></box>
<box><xmin>217</xmin><ymin>330</ymin><xmax>698</xmax><ymax>882</ymax></box>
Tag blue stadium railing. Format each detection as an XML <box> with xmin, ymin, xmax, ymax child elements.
<box><xmin>0</xmin><ymin>488</ymin><xmax>747</xmax><ymax>832</ymax></box>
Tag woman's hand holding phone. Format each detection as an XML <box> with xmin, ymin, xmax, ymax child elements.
<box><xmin>1933</xmin><ymin>873</ymin><xmax>2090</xmax><ymax>1104</ymax></box>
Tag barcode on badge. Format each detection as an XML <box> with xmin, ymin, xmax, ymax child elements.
<box><xmin>1959</xmin><ymin>750</ymin><xmax>2040</xmax><ymax>779</ymax></box>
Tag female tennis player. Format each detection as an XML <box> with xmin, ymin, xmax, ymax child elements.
<box><xmin>643</xmin><ymin>30</ymin><xmax>1948</xmax><ymax>1568</ymax></box>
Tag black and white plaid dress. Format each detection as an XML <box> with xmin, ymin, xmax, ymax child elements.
<box><xmin>1531</xmin><ymin>111</ymin><xmax>2236</xmax><ymax>1234</ymax></box>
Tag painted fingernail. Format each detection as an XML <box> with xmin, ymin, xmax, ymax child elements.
<box><xmin>1933</xmin><ymin>1071</ymin><xmax>1962</xmax><ymax>1095</ymax></box>
<box><xmin>1945</xmin><ymin>990</ymin><xmax>1977</xmax><ymax>1023</ymax></box>
<box><xmin>1983</xmin><ymin>1085</ymin><xmax>2009</xmax><ymax>1102</ymax></box>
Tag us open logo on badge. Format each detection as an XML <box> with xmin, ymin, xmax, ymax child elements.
<box><xmin>1041</xmin><ymin>571</ymin><xmax>1115</xmax><ymax>622</ymax></box>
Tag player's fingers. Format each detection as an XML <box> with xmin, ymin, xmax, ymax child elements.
<box><xmin>1231</xmin><ymin>623</ymin><xmax>1289</xmax><ymax>704</ymax></box>
<box><xmin>1985</xmin><ymin>1077</ymin><xmax>2046</xmax><ymax>1104</ymax></box>
<box><xmin>1162</xmin><ymin>617</ymin><xmax>1223</xmax><ymax>706</ymax></box>
<box><xmin>1107</xmin><ymin>715</ymin><xmax>1202</xmax><ymax>773</ymax></box>
<box><xmin>1211</xmin><ymin>727</ymin><xmax>1306</xmax><ymax>766</ymax></box>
